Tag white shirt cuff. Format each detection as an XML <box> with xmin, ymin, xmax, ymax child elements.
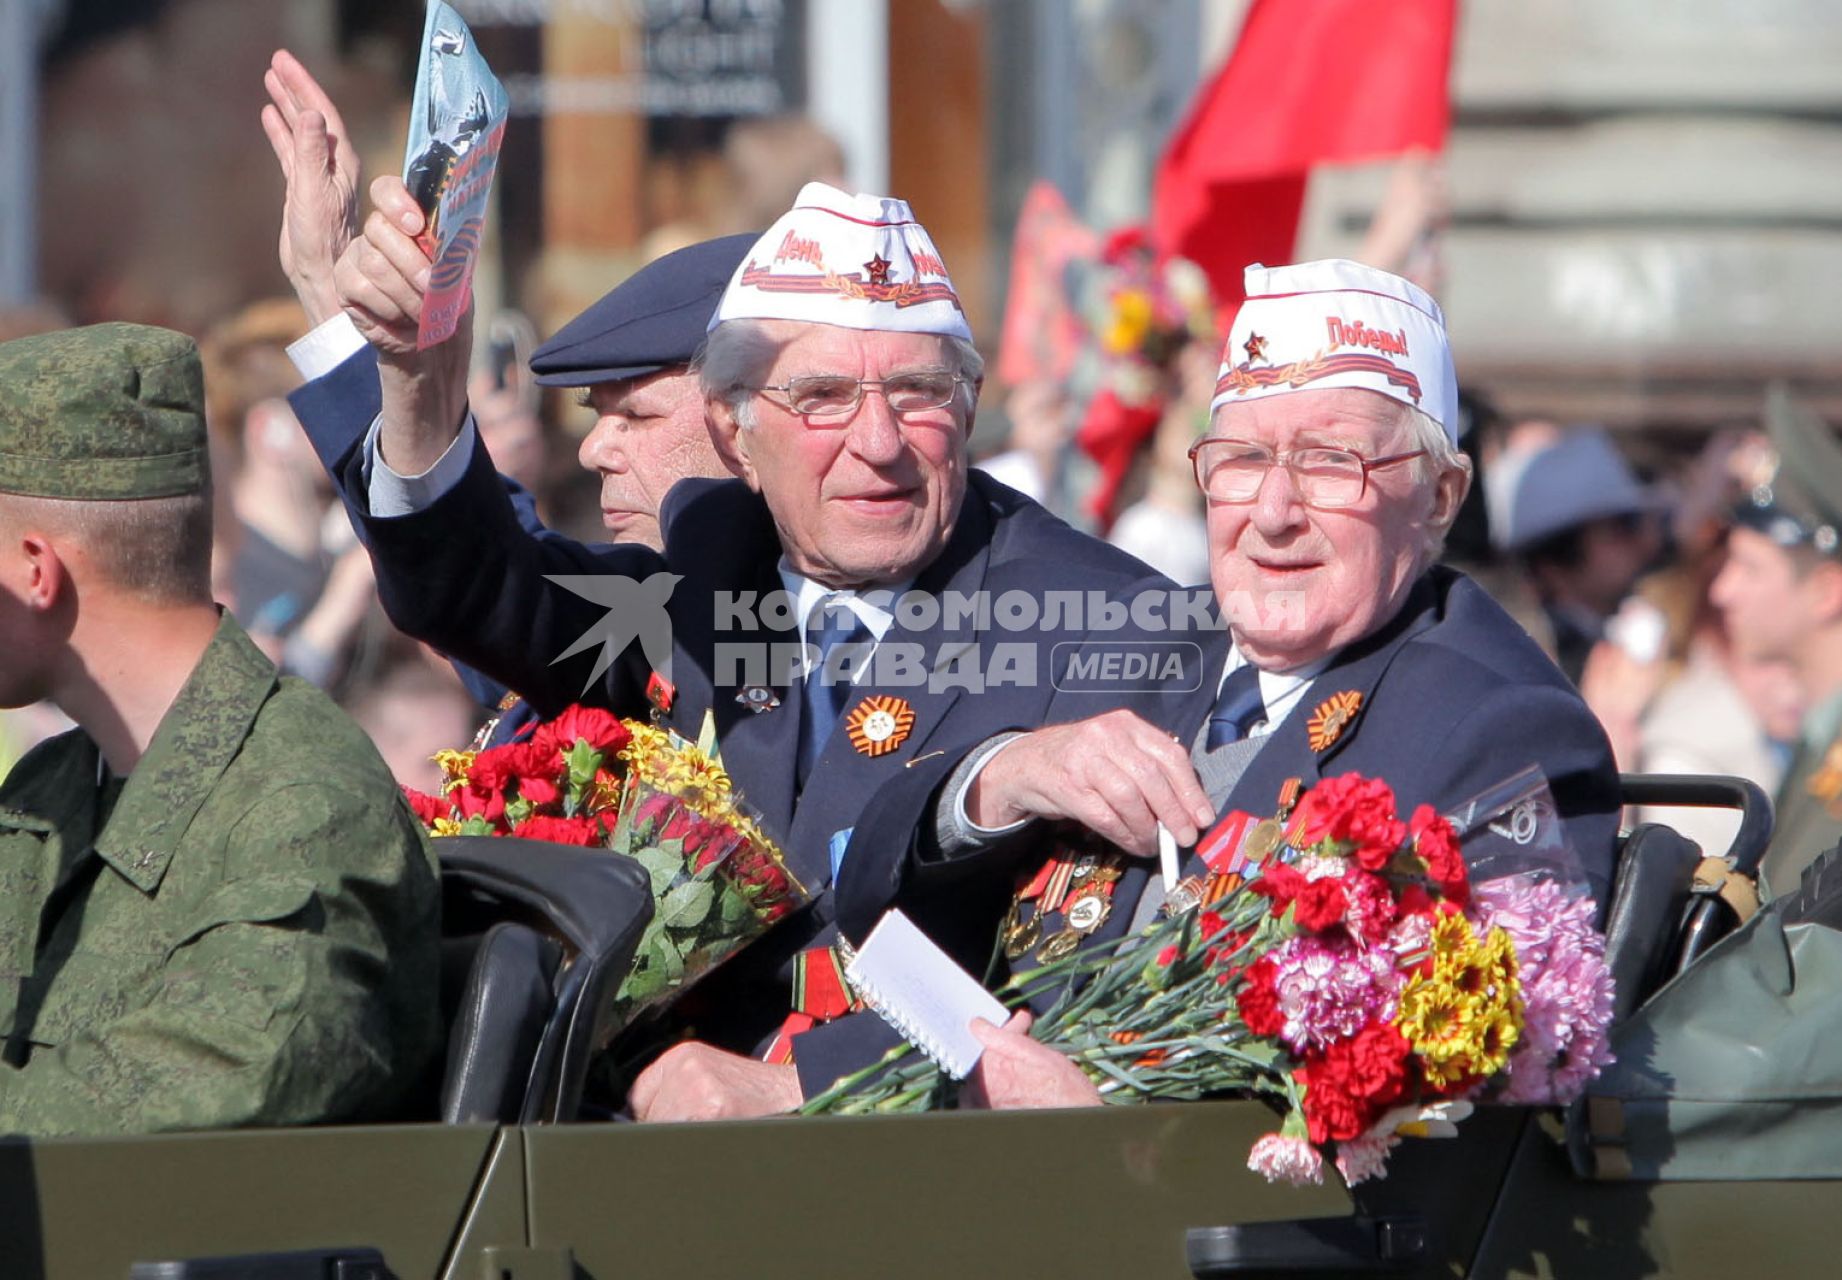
<box><xmin>954</xmin><ymin>732</ymin><xmax>1032</xmax><ymax>837</ymax></box>
<box><xmin>363</xmin><ymin>414</ymin><xmax>479</xmax><ymax>517</ymax></box>
<box><xmin>287</xmin><ymin>313</ymin><xmax>367</xmax><ymax>381</ymax></box>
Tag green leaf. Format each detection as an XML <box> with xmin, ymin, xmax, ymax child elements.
<box><xmin>631</xmin><ymin>844</ymin><xmax>686</xmax><ymax>895</ymax></box>
<box><xmin>503</xmin><ymin>797</ymin><xmax>534</xmax><ymax>828</ymax></box>
<box><xmin>458</xmin><ymin>816</ymin><xmax>498</xmax><ymax>837</ymax></box>
<box><xmin>660</xmin><ymin>879</ymin><xmax>715</xmax><ymax>929</ymax></box>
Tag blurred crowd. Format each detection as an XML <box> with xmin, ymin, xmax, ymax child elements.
<box><xmin>0</xmin><ymin>134</ymin><xmax>1829</xmax><ymax>868</ymax></box>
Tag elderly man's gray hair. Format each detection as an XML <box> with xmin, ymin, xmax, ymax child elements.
<box><xmin>696</xmin><ymin>318</ymin><xmax>984</xmax><ymax>429</ymax></box>
<box><xmin>1402</xmin><ymin>404</ymin><xmax>1473</xmax><ymax>560</ymax></box>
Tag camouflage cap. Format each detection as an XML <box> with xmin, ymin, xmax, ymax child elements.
<box><xmin>0</xmin><ymin>322</ymin><xmax>208</xmax><ymax>501</ymax></box>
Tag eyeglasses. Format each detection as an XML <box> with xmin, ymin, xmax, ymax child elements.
<box><xmin>749</xmin><ymin>372</ymin><xmax>967</xmax><ymax>420</ymax></box>
<box><xmin>1187</xmin><ymin>437</ymin><xmax>1426</xmax><ymax>509</ymax></box>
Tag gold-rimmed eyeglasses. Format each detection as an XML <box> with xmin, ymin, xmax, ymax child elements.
<box><xmin>1187</xmin><ymin>437</ymin><xmax>1426</xmax><ymax>509</ymax></box>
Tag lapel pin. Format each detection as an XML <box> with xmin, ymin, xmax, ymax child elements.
<box><xmin>736</xmin><ymin>685</ymin><xmax>781</xmax><ymax>714</ymax></box>
<box><xmin>845</xmin><ymin>694</ymin><xmax>915</xmax><ymax>757</ymax></box>
<box><xmin>1305</xmin><ymin>690</ymin><xmax>1363</xmax><ymax>753</ymax></box>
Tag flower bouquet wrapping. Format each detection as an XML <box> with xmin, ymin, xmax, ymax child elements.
<box><xmin>405</xmin><ymin>704</ymin><xmax>812</xmax><ymax>1033</ymax></box>
<box><xmin>803</xmin><ymin>767</ymin><xmax>1615</xmax><ymax>1189</ymax></box>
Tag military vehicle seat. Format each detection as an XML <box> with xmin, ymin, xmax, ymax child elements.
<box><xmin>1604</xmin><ymin>774</ymin><xmax>1771</xmax><ymax>1020</ymax></box>
<box><xmin>436</xmin><ymin>836</ymin><xmax>655</xmax><ymax>1124</ymax></box>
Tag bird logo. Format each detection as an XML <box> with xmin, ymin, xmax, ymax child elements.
<box><xmin>545</xmin><ymin>571</ymin><xmax>681</xmax><ymax>695</ymax></box>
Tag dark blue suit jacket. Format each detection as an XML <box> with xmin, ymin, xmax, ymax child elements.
<box><xmin>836</xmin><ymin>566</ymin><xmax>1622</xmax><ymax>961</ymax></box>
<box><xmin>289</xmin><ymin>349</ymin><xmax>1158</xmax><ymax>1092</ymax></box>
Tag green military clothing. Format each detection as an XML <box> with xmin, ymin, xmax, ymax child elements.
<box><xmin>1763</xmin><ymin>689</ymin><xmax>1842</xmax><ymax>897</ymax></box>
<box><xmin>0</xmin><ymin>614</ymin><xmax>440</xmax><ymax>1137</ymax></box>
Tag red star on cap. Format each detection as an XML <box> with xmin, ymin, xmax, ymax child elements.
<box><xmin>1243</xmin><ymin>333</ymin><xmax>1269</xmax><ymax>363</ymax></box>
<box><xmin>863</xmin><ymin>255</ymin><xmax>894</xmax><ymax>287</ymax></box>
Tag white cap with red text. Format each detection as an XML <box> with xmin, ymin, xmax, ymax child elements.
<box><xmin>1212</xmin><ymin>259</ymin><xmax>1457</xmax><ymax>443</ymax></box>
<box><xmin>710</xmin><ymin>182</ymin><xmax>972</xmax><ymax>341</ymax></box>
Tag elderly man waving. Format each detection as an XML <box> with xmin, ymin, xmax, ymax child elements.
<box><xmin>839</xmin><ymin>260</ymin><xmax>1621</xmax><ymax>1105</ymax></box>
<box><xmin>310</xmin><ymin>176</ymin><xmax>1153</xmax><ymax>1118</ymax></box>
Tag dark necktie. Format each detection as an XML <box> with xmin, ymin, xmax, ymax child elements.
<box><xmin>1205</xmin><ymin>664</ymin><xmax>1267</xmax><ymax>750</ymax></box>
<box><xmin>798</xmin><ymin>598</ymin><xmax>871</xmax><ymax>790</ymax></box>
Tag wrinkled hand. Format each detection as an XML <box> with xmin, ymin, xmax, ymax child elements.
<box><xmin>260</xmin><ymin>50</ymin><xmax>361</xmax><ymax>326</ymax></box>
<box><xmin>335</xmin><ymin>174</ymin><xmax>472</xmax><ymax>470</ymax></box>
<box><xmin>967</xmin><ymin>710</ymin><xmax>1214</xmax><ymax>855</ymax></box>
<box><xmin>629</xmin><ymin>1042</ymin><xmax>803</xmax><ymax>1123</ymax></box>
<box><xmin>963</xmin><ymin>1012</ymin><xmax>1102</xmax><ymax>1110</ymax></box>
<box><xmin>335</xmin><ymin>174</ymin><xmax>435</xmax><ymax>360</ymax></box>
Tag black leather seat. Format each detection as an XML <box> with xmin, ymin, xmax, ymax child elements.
<box><xmin>436</xmin><ymin>836</ymin><xmax>654</xmax><ymax>1124</ymax></box>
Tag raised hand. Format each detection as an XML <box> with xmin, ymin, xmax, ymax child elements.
<box><xmin>260</xmin><ymin>50</ymin><xmax>362</xmax><ymax>326</ymax></box>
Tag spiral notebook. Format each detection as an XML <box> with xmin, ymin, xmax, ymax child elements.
<box><xmin>846</xmin><ymin>909</ymin><xmax>1009</xmax><ymax>1080</ymax></box>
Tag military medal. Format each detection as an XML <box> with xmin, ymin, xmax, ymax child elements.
<box><xmin>1306</xmin><ymin>690</ymin><xmax>1362</xmax><ymax>752</ymax></box>
<box><xmin>1037</xmin><ymin>930</ymin><xmax>1081</xmax><ymax>963</ymax></box>
<box><xmin>1162</xmin><ymin>876</ymin><xmax>1205</xmax><ymax>916</ymax></box>
<box><xmin>1002</xmin><ymin>907</ymin><xmax>1042</xmax><ymax>960</ymax></box>
<box><xmin>1064</xmin><ymin>889</ymin><xmax>1111</xmax><ymax>933</ymax></box>
<box><xmin>645</xmin><ymin>671</ymin><xmax>676</xmax><ymax>718</ymax></box>
<box><xmin>1244</xmin><ymin>818</ymin><xmax>1283</xmax><ymax>862</ymax></box>
<box><xmin>844</xmin><ymin>695</ymin><xmax>915</xmax><ymax>757</ymax></box>
<box><xmin>735</xmin><ymin>685</ymin><xmax>781</xmax><ymax>714</ymax></box>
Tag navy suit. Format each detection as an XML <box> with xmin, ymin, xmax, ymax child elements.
<box><xmin>288</xmin><ymin>351</ymin><xmax>1157</xmax><ymax>1092</ymax></box>
<box><xmin>836</xmin><ymin>566</ymin><xmax>1622</xmax><ymax>958</ymax></box>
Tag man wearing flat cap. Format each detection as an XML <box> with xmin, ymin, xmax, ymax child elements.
<box><xmin>0</xmin><ymin>323</ymin><xmax>440</xmax><ymax>1136</ymax></box>
<box><xmin>837</xmin><ymin>261</ymin><xmax>1621</xmax><ymax>1106</ymax></box>
<box><xmin>1711</xmin><ymin>386</ymin><xmax>1842</xmax><ymax>894</ymax></box>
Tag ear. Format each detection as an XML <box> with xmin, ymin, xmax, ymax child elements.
<box><xmin>1806</xmin><ymin>558</ymin><xmax>1842</xmax><ymax>627</ymax></box>
<box><xmin>705</xmin><ymin>397</ymin><xmax>760</xmax><ymax>491</ymax></box>
<box><xmin>1427</xmin><ymin>458</ymin><xmax>1473</xmax><ymax>535</ymax></box>
<box><xmin>9</xmin><ymin>529</ymin><xmax>70</xmax><ymax>614</ymax></box>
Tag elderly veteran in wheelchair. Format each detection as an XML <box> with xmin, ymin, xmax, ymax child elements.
<box><xmin>839</xmin><ymin>259</ymin><xmax>1622</xmax><ymax>1107</ymax></box>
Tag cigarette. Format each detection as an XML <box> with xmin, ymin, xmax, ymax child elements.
<box><xmin>1157</xmin><ymin>822</ymin><xmax>1181</xmax><ymax>890</ymax></box>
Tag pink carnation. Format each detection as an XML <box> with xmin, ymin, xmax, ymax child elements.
<box><xmin>1247</xmin><ymin>1134</ymin><xmax>1324</xmax><ymax>1186</ymax></box>
<box><xmin>1470</xmin><ymin>874</ymin><xmax>1616</xmax><ymax>1103</ymax></box>
<box><xmin>1267</xmin><ymin>934</ymin><xmax>1402</xmax><ymax>1054</ymax></box>
<box><xmin>1333</xmin><ymin>1131</ymin><xmax>1399</xmax><ymax>1186</ymax></box>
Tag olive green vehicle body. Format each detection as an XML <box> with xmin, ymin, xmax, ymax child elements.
<box><xmin>3</xmin><ymin>1098</ymin><xmax>1831</xmax><ymax>1279</ymax></box>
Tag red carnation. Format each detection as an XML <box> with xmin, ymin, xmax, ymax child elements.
<box><xmin>1298</xmin><ymin>1023</ymin><xmax>1411</xmax><ymax>1143</ymax></box>
<box><xmin>1300</xmin><ymin>774</ymin><xmax>1406</xmax><ymax>869</ymax></box>
<box><xmin>1156</xmin><ymin>944</ymin><xmax>1180</xmax><ymax>967</ymax></box>
<box><xmin>513</xmin><ymin>814</ymin><xmax>601</xmax><ymax>847</ymax></box>
<box><xmin>402</xmin><ymin>786</ymin><xmax>448</xmax><ymax>826</ymax></box>
<box><xmin>1292</xmin><ymin>876</ymin><xmax>1349</xmax><ymax>933</ymax></box>
<box><xmin>467</xmin><ymin>744</ymin><xmax>525</xmax><ymax>794</ymax></box>
<box><xmin>454</xmin><ymin>781</ymin><xmax>507</xmax><ymax>826</ymax></box>
<box><xmin>1409</xmin><ymin>804</ymin><xmax>1469</xmax><ymax>905</ymax></box>
<box><xmin>661</xmin><ymin>807</ymin><xmax>697</xmax><ymax>842</ymax></box>
<box><xmin>1251</xmin><ymin>864</ymin><xmax>1306</xmax><ymax>915</ymax></box>
<box><xmin>1236</xmin><ymin>955</ymin><xmax>1285</xmax><ymax>1037</ymax></box>
<box><xmin>518</xmin><ymin>774</ymin><xmax>563</xmax><ymax>808</ymax></box>
<box><xmin>534</xmin><ymin>705</ymin><xmax>630</xmax><ymax>757</ymax></box>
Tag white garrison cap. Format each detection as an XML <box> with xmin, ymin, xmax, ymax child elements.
<box><xmin>1212</xmin><ymin>259</ymin><xmax>1459</xmax><ymax>442</ymax></box>
<box><xmin>710</xmin><ymin>181</ymin><xmax>972</xmax><ymax>341</ymax></box>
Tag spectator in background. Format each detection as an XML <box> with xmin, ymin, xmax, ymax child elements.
<box><xmin>1710</xmin><ymin>387</ymin><xmax>1842</xmax><ymax>894</ymax></box>
<box><xmin>721</xmin><ymin>116</ymin><xmax>848</xmax><ymax>236</ymax></box>
<box><xmin>348</xmin><ymin>657</ymin><xmax>483</xmax><ymax>797</ymax></box>
<box><xmin>1493</xmin><ymin>427</ymin><xmax>1664</xmax><ymax>683</ymax></box>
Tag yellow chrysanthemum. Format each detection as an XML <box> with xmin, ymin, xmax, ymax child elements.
<box><xmin>1396</xmin><ymin>916</ymin><xmax>1523</xmax><ymax>1087</ymax></box>
<box><xmin>431</xmin><ymin>817</ymin><xmax>465</xmax><ymax>838</ymax></box>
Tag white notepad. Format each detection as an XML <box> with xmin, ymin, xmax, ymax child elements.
<box><xmin>846</xmin><ymin>909</ymin><xmax>1010</xmax><ymax>1080</ymax></box>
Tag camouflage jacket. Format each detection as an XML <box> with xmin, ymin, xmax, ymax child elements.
<box><xmin>0</xmin><ymin>614</ymin><xmax>440</xmax><ymax>1137</ymax></box>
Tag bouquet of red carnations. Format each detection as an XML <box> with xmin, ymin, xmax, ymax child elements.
<box><xmin>405</xmin><ymin>704</ymin><xmax>811</xmax><ymax>1029</ymax></box>
<box><xmin>802</xmin><ymin>769</ymin><xmax>1615</xmax><ymax>1189</ymax></box>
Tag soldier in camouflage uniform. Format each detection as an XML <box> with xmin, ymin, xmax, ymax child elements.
<box><xmin>1711</xmin><ymin>386</ymin><xmax>1842</xmax><ymax>896</ymax></box>
<box><xmin>0</xmin><ymin>322</ymin><xmax>440</xmax><ymax>1136</ymax></box>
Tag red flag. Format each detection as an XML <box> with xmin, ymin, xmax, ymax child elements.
<box><xmin>1152</xmin><ymin>0</ymin><xmax>1457</xmax><ymax>317</ymax></box>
